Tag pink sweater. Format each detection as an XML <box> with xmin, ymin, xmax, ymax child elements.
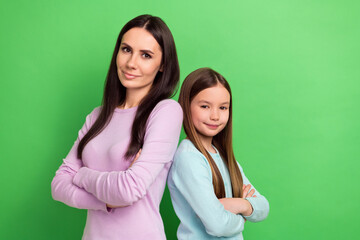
<box><xmin>51</xmin><ymin>99</ymin><xmax>183</xmax><ymax>240</ymax></box>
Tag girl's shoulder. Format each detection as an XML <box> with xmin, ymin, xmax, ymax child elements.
<box><xmin>176</xmin><ymin>139</ymin><xmax>200</xmax><ymax>154</ymax></box>
<box><xmin>173</xmin><ymin>139</ymin><xmax>210</xmax><ymax>168</ymax></box>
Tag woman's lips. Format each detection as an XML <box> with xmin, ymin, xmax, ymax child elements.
<box><xmin>123</xmin><ymin>71</ymin><xmax>140</xmax><ymax>80</ymax></box>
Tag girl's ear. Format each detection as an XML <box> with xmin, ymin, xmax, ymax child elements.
<box><xmin>159</xmin><ymin>64</ymin><xmax>164</xmax><ymax>72</ymax></box>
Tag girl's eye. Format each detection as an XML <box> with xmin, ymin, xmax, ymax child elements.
<box><xmin>220</xmin><ymin>106</ymin><xmax>228</xmax><ymax>110</ymax></box>
<box><xmin>122</xmin><ymin>47</ymin><xmax>131</xmax><ymax>53</ymax></box>
<box><xmin>142</xmin><ymin>53</ymin><xmax>152</xmax><ymax>59</ymax></box>
<box><xmin>200</xmin><ymin>105</ymin><xmax>209</xmax><ymax>109</ymax></box>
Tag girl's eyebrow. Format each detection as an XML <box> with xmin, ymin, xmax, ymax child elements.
<box><xmin>121</xmin><ymin>42</ymin><xmax>155</xmax><ymax>55</ymax></box>
<box><xmin>198</xmin><ymin>100</ymin><xmax>230</xmax><ymax>105</ymax></box>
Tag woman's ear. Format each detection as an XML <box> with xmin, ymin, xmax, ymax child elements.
<box><xmin>159</xmin><ymin>64</ymin><xmax>164</xmax><ymax>72</ymax></box>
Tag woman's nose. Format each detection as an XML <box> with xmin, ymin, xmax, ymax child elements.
<box><xmin>126</xmin><ymin>54</ymin><xmax>137</xmax><ymax>69</ymax></box>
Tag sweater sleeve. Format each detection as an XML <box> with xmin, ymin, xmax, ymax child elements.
<box><xmin>51</xmin><ymin>108</ymin><xmax>108</xmax><ymax>212</ymax></box>
<box><xmin>237</xmin><ymin>163</ymin><xmax>270</xmax><ymax>222</ymax></box>
<box><xmin>72</xmin><ymin>100</ymin><xmax>183</xmax><ymax>206</ymax></box>
<box><xmin>168</xmin><ymin>151</ymin><xmax>245</xmax><ymax>237</ymax></box>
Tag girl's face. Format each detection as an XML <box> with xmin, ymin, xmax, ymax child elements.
<box><xmin>116</xmin><ymin>27</ymin><xmax>163</xmax><ymax>93</ymax></box>
<box><xmin>190</xmin><ymin>83</ymin><xmax>230</xmax><ymax>140</ymax></box>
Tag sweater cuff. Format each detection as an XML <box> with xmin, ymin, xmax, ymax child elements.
<box><xmin>73</xmin><ymin>168</ymin><xmax>110</xmax><ymax>213</ymax></box>
<box><xmin>243</xmin><ymin>197</ymin><xmax>256</xmax><ymax>219</ymax></box>
<box><xmin>73</xmin><ymin>167</ymin><xmax>88</xmax><ymax>188</ymax></box>
<box><xmin>244</xmin><ymin>196</ymin><xmax>269</xmax><ymax>222</ymax></box>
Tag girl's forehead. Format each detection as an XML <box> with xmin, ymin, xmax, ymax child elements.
<box><xmin>192</xmin><ymin>85</ymin><xmax>230</xmax><ymax>104</ymax></box>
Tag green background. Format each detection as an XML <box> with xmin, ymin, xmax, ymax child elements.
<box><xmin>1</xmin><ymin>0</ymin><xmax>359</xmax><ymax>239</ymax></box>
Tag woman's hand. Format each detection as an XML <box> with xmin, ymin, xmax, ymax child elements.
<box><xmin>106</xmin><ymin>203</ymin><xmax>124</xmax><ymax>209</ymax></box>
<box><xmin>129</xmin><ymin>149</ymin><xmax>142</xmax><ymax>168</ymax></box>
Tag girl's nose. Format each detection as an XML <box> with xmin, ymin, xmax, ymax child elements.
<box><xmin>210</xmin><ymin>109</ymin><xmax>219</xmax><ymax>121</ymax></box>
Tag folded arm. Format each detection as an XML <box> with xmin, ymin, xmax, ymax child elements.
<box><xmin>168</xmin><ymin>151</ymin><xmax>245</xmax><ymax>237</ymax></box>
<box><xmin>51</xmin><ymin>108</ymin><xmax>108</xmax><ymax>212</ymax></box>
<box><xmin>72</xmin><ymin>100</ymin><xmax>183</xmax><ymax>206</ymax></box>
<box><xmin>235</xmin><ymin>163</ymin><xmax>270</xmax><ymax>222</ymax></box>
<box><xmin>219</xmin><ymin>183</ymin><xmax>256</xmax><ymax>216</ymax></box>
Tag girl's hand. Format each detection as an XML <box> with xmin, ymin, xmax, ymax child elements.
<box><xmin>241</xmin><ymin>184</ymin><xmax>255</xmax><ymax>216</ymax></box>
<box><xmin>242</xmin><ymin>184</ymin><xmax>257</xmax><ymax>198</ymax></box>
<box><xmin>218</xmin><ymin>185</ymin><xmax>256</xmax><ymax>216</ymax></box>
<box><xmin>219</xmin><ymin>197</ymin><xmax>253</xmax><ymax>216</ymax></box>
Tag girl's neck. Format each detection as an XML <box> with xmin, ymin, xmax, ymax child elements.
<box><xmin>198</xmin><ymin>134</ymin><xmax>216</xmax><ymax>153</ymax></box>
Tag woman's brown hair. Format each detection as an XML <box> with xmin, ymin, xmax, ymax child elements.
<box><xmin>178</xmin><ymin>68</ymin><xmax>243</xmax><ymax>198</ymax></box>
<box><xmin>77</xmin><ymin>15</ymin><xmax>180</xmax><ymax>159</ymax></box>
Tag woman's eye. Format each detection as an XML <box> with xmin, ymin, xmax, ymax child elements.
<box><xmin>220</xmin><ymin>106</ymin><xmax>228</xmax><ymax>110</ymax></box>
<box><xmin>200</xmin><ymin>105</ymin><xmax>209</xmax><ymax>109</ymax></box>
<box><xmin>142</xmin><ymin>53</ymin><xmax>151</xmax><ymax>59</ymax></box>
<box><xmin>122</xmin><ymin>47</ymin><xmax>131</xmax><ymax>53</ymax></box>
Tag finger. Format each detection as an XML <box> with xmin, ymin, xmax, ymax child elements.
<box><xmin>247</xmin><ymin>189</ymin><xmax>255</xmax><ymax>198</ymax></box>
<box><xmin>245</xmin><ymin>184</ymin><xmax>251</xmax><ymax>193</ymax></box>
<box><xmin>242</xmin><ymin>184</ymin><xmax>251</xmax><ymax>198</ymax></box>
<box><xmin>134</xmin><ymin>149</ymin><xmax>142</xmax><ymax>161</ymax></box>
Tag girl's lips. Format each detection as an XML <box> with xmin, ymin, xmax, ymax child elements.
<box><xmin>205</xmin><ymin>123</ymin><xmax>219</xmax><ymax>129</ymax></box>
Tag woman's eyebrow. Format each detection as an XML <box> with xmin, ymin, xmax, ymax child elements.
<box><xmin>140</xmin><ymin>49</ymin><xmax>155</xmax><ymax>55</ymax></box>
<box><xmin>120</xmin><ymin>42</ymin><xmax>132</xmax><ymax>48</ymax></box>
<box><xmin>121</xmin><ymin>42</ymin><xmax>155</xmax><ymax>55</ymax></box>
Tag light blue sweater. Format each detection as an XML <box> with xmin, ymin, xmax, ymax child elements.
<box><xmin>167</xmin><ymin>139</ymin><xmax>269</xmax><ymax>239</ymax></box>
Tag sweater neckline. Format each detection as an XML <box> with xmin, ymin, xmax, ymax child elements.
<box><xmin>183</xmin><ymin>139</ymin><xmax>220</xmax><ymax>157</ymax></box>
<box><xmin>114</xmin><ymin>106</ymin><xmax>138</xmax><ymax>113</ymax></box>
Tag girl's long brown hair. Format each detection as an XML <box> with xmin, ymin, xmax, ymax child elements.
<box><xmin>178</xmin><ymin>68</ymin><xmax>243</xmax><ymax>198</ymax></box>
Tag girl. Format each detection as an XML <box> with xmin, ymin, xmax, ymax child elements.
<box><xmin>51</xmin><ymin>15</ymin><xmax>183</xmax><ymax>240</ymax></box>
<box><xmin>168</xmin><ymin>68</ymin><xmax>269</xmax><ymax>239</ymax></box>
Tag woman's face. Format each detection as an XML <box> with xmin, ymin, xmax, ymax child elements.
<box><xmin>116</xmin><ymin>27</ymin><xmax>163</xmax><ymax>94</ymax></box>
<box><xmin>190</xmin><ymin>84</ymin><xmax>230</xmax><ymax>140</ymax></box>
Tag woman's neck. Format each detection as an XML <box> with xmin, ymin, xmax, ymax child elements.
<box><xmin>119</xmin><ymin>87</ymin><xmax>151</xmax><ymax>109</ymax></box>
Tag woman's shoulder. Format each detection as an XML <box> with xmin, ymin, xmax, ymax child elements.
<box><xmin>153</xmin><ymin>99</ymin><xmax>182</xmax><ymax>112</ymax></box>
<box><xmin>91</xmin><ymin>106</ymin><xmax>102</xmax><ymax>116</ymax></box>
<box><xmin>149</xmin><ymin>99</ymin><xmax>183</xmax><ymax>120</ymax></box>
<box><xmin>82</xmin><ymin>106</ymin><xmax>102</xmax><ymax>126</ymax></box>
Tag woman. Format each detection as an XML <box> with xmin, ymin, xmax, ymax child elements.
<box><xmin>51</xmin><ymin>15</ymin><xmax>183</xmax><ymax>240</ymax></box>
